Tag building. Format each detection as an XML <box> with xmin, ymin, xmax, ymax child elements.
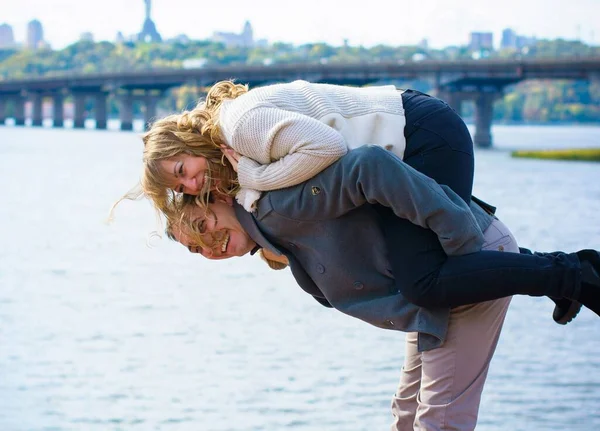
<box><xmin>501</xmin><ymin>28</ymin><xmax>518</xmax><ymax>49</ymax></box>
<box><xmin>138</xmin><ymin>0</ymin><xmax>162</xmax><ymax>43</ymax></box>
<box><xmin>469</xmin><ymin>32</ymin><xmax>494</xmax><ymax>51</ymax></box>
<box><xmin>167</xmin><ymin>34</ymin><xmax>191</xmax><ymax>44</ymax></box>
<box><xmin>255</xmin><ymin>38</ymin><xmax>269</xmax><ymax>48</ymax></box>
<box><xmin>516</xmin><ymin>35</ymin><xmax>537</xmax><ymax>50</ymax></box>
<box><xmin>80</xmin><ymin>32</ymin><xmax>94</xmax><ymax>43</ymax></box>
<box><xmin>212</xmin><ymin>21</ymin><xmax>254</xmax><ymax>48</ymax></box>
<box><xmin>115</xmin><ymin>31</ymin><xmax>125</xmax><ymax>44</ymax></box>
<box><xmin>0</xmin><ymin>23</ymin><xmax>15</xmax><ymax>48</ymax></box>
<box><xmin>501</xmin><ymin>28</ymin><xmax>536</xmax><ymax>50</ymax></box>
<box><xmin>27</xmin><ymin>19</ymin><xmax>44</xmax><ymax>50</ymax></box>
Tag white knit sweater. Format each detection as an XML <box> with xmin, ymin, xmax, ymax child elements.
<box><xmin>218</xmin><ymin>80</ymin><xmax>407</xmax><ymax>211</ymax></box>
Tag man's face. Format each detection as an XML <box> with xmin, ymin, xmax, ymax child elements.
<box><xmin>173</xmin><ymin>201</ymin><xmax>256</xmax><ymax>260</ymax></box>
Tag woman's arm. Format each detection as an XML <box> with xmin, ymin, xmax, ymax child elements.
<box><xmin>226</xmin><ymin>106</ymin><xmax>348</xmax><ymax>191</ymax></box>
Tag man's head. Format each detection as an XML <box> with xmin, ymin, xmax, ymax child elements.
<box><xmin>167</xmin><ymin>198</ymin><xmax>256</xmax><ymax>260</ymax></box>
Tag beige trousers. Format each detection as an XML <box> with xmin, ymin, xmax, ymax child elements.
<box><xmin>391</xmin><ymin>218</ymin><xmax>518</xmax><ymax>430</ymax></box>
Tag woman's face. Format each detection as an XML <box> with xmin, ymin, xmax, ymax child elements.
<box><xmin>160</xmin><ymin>154</ymin><xmax>210</xmax><ymax>195</ymax></box>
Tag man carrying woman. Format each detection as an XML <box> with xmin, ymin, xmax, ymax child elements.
<box><xmin>127</xmin><ymin>80</ymin><xmax>599</xmax><ymax>321</ymax></box>
<box><xmin>114</xmin><ymin>80</ymin><xmax>600</xmax><ymax>429</ymax></box>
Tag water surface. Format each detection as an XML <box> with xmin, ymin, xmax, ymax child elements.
<box><xmin>0</xmin><ymin>124</ymin><xmax>599</xmax><ymax>430</ymax></box>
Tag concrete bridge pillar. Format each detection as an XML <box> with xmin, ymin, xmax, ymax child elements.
<box><xmin>437</xmin><ymin>88</ymin><xmax>464</xmax><ymax>116</ymax></box>
<box><xmin>14</xmin><ymin>97</ymin><xmax>26</xmax><ymax>126</ymax></box>
<box><xmin>52</xmin><ymin>94</ymin><xmax>64</xmax><ymax>128</ymax></box>
<box><xmin>474</xmin><ymin>93</ymin><xmax>495</xmax><ymax>148</ymax></box>
<box><xmin>95</xmin><ymin>93</ymin><xmax>108</xmax><ymax>130</ymax></box>
<box><xmin>143</xmin><ymin>95</ymin><xmax>160</xmax><ymax>130</ymax></box>
<box><xmin>31</xmin><ymin>93</ymin><xmax>43</xmax><ymax>127</ymax></box>
<box><xmin>120</xmin><ymin>94</ymin><xmax>134</xmax><ymax>131</ymax></box>
<box><xmin>73</xmin><ymin>93</ymin><xmax>87</xmax><ymax>129</ymax></box>
<box><xmin>445</xmin><ymin>92</ymin><xmax>463</xmax><ymax>116</ymax></box>
<box><xmin>0</xmin><ymin>97</ymin><xmax>6</xmax><ymax>125</ymax></box>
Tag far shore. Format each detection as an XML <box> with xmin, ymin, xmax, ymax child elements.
<box><xmin>463</xmin><ymin>119</ymin><xmax>600</xmax><ymax>127</ymax></box>
<box><xmin>511</xmin><ymin>148</ymin><xmax>600</xmax><ymax>162</ymax></box>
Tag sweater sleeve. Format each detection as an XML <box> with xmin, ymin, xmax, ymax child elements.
<box><xmin>228</xmin><ymin>106</ymin><xmax>348</xmax><ymax>191</ymax></box>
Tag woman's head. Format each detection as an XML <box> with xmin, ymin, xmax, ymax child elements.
<box><xmin>140</xmin><ymin>80</ymin><xmax>249</xmax><ymax>216</ymax></box>
<box><xmin>140</xmin><ymin>110</ymin><xmax>233</xmax><ymax>215</ymax></box>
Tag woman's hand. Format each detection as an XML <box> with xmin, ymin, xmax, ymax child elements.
<box><xmin>221</xmin><ymin>146</ymin><xmax>241</xmax><ymax>172</ymax></box>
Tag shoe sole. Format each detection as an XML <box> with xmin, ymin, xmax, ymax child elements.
<box><xmin>555</xmin><ymin>301</ymin><xmax>583</xmax><ymax>325</ymax></box>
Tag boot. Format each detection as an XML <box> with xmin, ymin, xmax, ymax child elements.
<box><xmin>551</xmin><ymin>298</ymin><xmax>582</xmax><ymax>324</ymax></box>
<box><xmin>519</xmin><ymin>248</ymin><xmax>583</xmax><ymax>324</ymax></box>
<box><xmin>576</xmin><ymin>249</ymin><xmax>600</xmax><ymax>317</ymax></box>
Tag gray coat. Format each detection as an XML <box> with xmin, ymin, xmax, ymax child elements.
<box><xmin>235</xmin><ymin>146</ymin><xmax>495</xmax><ymax>351</ymax></box>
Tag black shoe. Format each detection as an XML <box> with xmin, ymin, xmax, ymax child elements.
<box><xmin>522</xmin><ymin>248</ymin><xmax>585</xmax><ymax>324</ymax></box>
<box><xmin>552</xmin><ymin>298</ymin><xmax>582</xmax><ymax>325</ymax></box>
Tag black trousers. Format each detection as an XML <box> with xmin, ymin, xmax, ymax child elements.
<box><xmin>378</xmin><ymin>90</ymin><xmax>581</xmax><ymax>308</ymax></box>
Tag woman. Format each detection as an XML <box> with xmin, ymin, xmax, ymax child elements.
<box><xmin>124</xmin><ymin>80</ymin><xmax>600</xmax><ymax>322</ymax></box>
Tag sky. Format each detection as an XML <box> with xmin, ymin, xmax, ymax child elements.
<box><xmin>2</xmin><ymin>0</ymin><xmax>599</xmax><ymax>49</ymax></box>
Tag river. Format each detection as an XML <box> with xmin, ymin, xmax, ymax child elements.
<box><xmin>0</xmin><ymin>123</ymin><xmax>599</xmax><ymax>430</ymax></box>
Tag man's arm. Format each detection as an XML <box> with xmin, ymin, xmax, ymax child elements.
<box><xmin>269</xmin><ymin>145</ymin><xmax>484</xmax><ymax>256</ymax></box>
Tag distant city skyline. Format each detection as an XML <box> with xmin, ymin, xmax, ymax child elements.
<box><xmin>2</xmin><ymin>0</ymin><xmax>599</xmax><ymax>49</ymax></box>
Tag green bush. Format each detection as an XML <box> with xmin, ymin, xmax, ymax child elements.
<box><xmin>511</xmin><ymin>148</ymin><xmax>600</xmax><ymax>162</ymax></box>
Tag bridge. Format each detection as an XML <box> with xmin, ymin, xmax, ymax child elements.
<box><xmin>1</xmin><ymin>58</ymin><xmax>599</xmax><ymax>147</ymax></box>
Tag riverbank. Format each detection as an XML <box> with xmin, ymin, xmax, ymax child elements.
<box><xmin>511</xmin><ymin>148</ymin><xmax>600</xmax><ymax>162</ymax></box>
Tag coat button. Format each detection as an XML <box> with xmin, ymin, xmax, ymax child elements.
<box><xmin>498</xmin><ymin>245</ymin><xmax>505</xmax><ymax>252</ymax></box>
<box><xmin>384</xmin><ymin>320</ymin><xmax>395</xmax><ymax>327</ymax></box>
<box><xmin>316</xmin><ymin>264</ymin><xmax>325</xmax><ymax>274</ymax></box>
<box><xmin>384</xmin><ymin>144</ymin><xmax>394</xmax><ymax>151</ymax></box>
<box><xmin>311</xmin><ymin>186</ymin><xmax>321</xmax><ymax>195</ymax></box>
<box><xmin>353</xmin><ymin>281</ymin><xmax>364</xmax><ymax>290</ymax></box>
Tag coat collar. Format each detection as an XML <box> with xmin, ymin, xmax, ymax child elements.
<box><xmin>233</xmin><ymin>201</ymin><xmax>283</xmax><ymax>256</ymax></box>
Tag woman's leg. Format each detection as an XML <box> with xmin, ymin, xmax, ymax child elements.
<box><xmin>381</xmin><ymin>90</ymin><xmax>600</xmax><ymax>318</ymax></box>
<box><xmin>379</xmin><ymin>203</ymin><xmax>589</xmax><ymax>308</ymax></box>
<box><xmin>401</xmin><ymin>89</ymin><xmax>474</xmax><ymax>203</ymax></box>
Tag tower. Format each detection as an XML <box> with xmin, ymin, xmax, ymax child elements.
<box><xmin>241</xmin><ymin>21</ymin><xmax>254</xmax><ymax>47</ymax></box>
<box><xmin>27</xmin><ymin>19</ymin><xmax>44</xmax><ymax>49</ymax></box>
<box><xmin>0</xmin><ymin>24</ymin><xmax>15</xmax><ymax>48</ymax></box>
<box><xmin>138</xmin><ymin>0</ymin><xmax>162</xmax><ymax>43</ymax></box>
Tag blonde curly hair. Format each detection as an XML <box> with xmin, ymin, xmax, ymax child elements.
<box><xmin>111</xmin><ymin>80</ymin><xmax>249</xmax><ymax>227</ymax></box>
<box><xmin>112</xmin><ymin>80</ymin><xmax>286</xmax><ymax>269</ymax></box>
<box><xmin>141</xmin><ymin>80</ymin><xmax>249</xmax><ymax>216</ymax></box>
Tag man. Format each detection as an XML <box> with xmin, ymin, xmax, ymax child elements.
<box><xmin>169</xmin><ymin>145</ymin><xmax>523</xmax><ymax>430</ymax></box>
